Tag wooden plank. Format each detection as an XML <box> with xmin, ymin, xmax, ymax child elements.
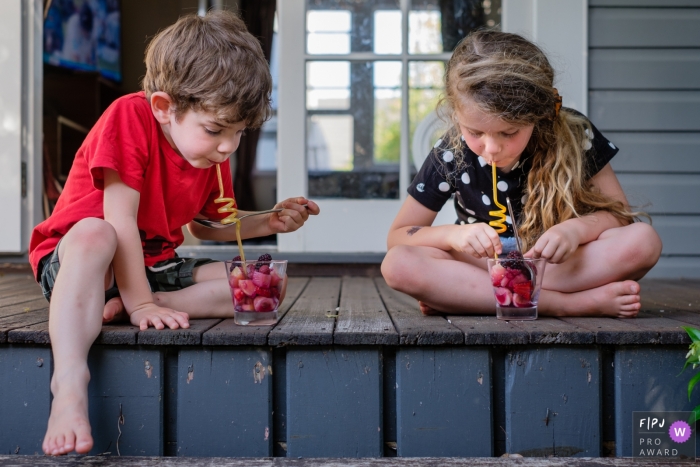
<box><xmin>609</xmin><ymin>132</ymin><xmax>700</xmax><ymax>174</ymax></box>
<box><xmin>374</xmin><ymin>278</ymin><xmax>463</xmax><ymax>345</ymax></box>
<box><xmin>7</xmin><ymin>321</ymin><xmax>50</xmax><ymax>344</ymax></box>
<box><xmin>0</xmin><ymin>273</ymin><xmax>34</xmax><ymax>286</ymax></box>
<box><xmin>0</xmin><ymin>288</ymin><xmax>44</xmax><ymax>308</ymax></box>
<box><xmin>589</xmin><ymin>8</ymin><xmax>700</xmax><ymax>48</ymax></box>
<box><xmin>639</xmin><ymin>279</ymin><xmax>700</xmax><ymax>310</ymax></box>
<box><xmin>505</xmin><ymin>348</ymin><xmax>601</xmax><ymax>457</ymax></box>
<box><xmin>268</xmin><ymin>277</ymin><xmax>341</xmax><ymax>346</ymax></box>
<box><xmin>95</xmin><ymin>323</ymin><xmax>139</xmax><ymax>345</ymax></box>
<box><xmin>0</xmin><ymin>346</ymin><xmax>51</xmax><ymax>456</ymax></box>
<box><xmin>0</xmin><ymin>309</ymin><xmax>48</xmax><ymax>344</ymax></box>
<box><xmin>508</xmin><ymin>318</ymin><xmax>596</xmax><ymax>345</ymax></box>
<box><xmin>590</xmin><ymin>91</ymin><xmax>700</xmax><ymax>132</ymax></box>
<box><xmin>558</xmin><ymin>317</ymin><xmax>658</xmax><ymax>344</ymax></box>
<box><xmin>621</xmin><ymin>311</ymin><xmax>691</xmax><ymax>344</ymax></box>
<box><xmin>177</xmin><ymin>348</ymin><xmax>273</xmax><ymax>456</ymax></box>
<box><xmin>449</xmin><ymin>316</ymin><xmax>529</xmax><ymax>345</ymax></box>
<box><xmin>137</xmin><ymin>318</ymin><xmax>220</xmax><ymax>346</ymax></box>
<box><xmin>87</xmin><ymin>346</ymin><xmax>164</xmax><ymax>456</ymax></box>
<box><xmin>0</xmin><ymin>279</ymin><xmax>41</xmax><ymax>294</ymax></box>
<box><xmin>0</xmin><ymin>297</ymin><xmax>48</xmax><ymax>318</ymax></box>
<box><xmin>614</xmin><ymin>346</ymin><xmax>699</xmax><ymax>456</ymax></box>
<box><xmin>202</xmin><ymin>277</ymin><xmax>310</xmax><ymax>346</ymax></box>
<box><xmin>590</xmin><ymin>49</ymin><xmax>700</xmax><ymax>90</ymax></box>
<box><xmin>334</xmin><ymin>277</ymin><xmax>398</xmax><ymax>345</ymax></box>
<box><xmin>286</xmin><ymin>348</ymin><xmax>383</xmax><ymax>457</ymax></box>
<box><xmin>396</xmin><ymin>347</ymin><xmax>492</xmax><ymax>457</ymax></box>
<box><xmin>617</xmin><ymin>174</ymin><xmax>700</xmax><ymax>215</ymax></box>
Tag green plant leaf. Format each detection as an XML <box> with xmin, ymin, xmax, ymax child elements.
<box><xmin>683</xmin><ymin>326</ymin><xmax>700</xmax><ymax>343</ymax></box>
<box><xmin>689</xmin><ymin>372</ymin><xmax>700</xmax><ymax>401</ymax></box>
<box><xmin>690</xmin><ymin>406</ymin><xmax>700</xmax><ymax>425</ymax></box>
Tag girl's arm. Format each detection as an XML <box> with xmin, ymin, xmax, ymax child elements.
<box><xmin>388</xmin><ymin>195</ymin><xmax>502</xmax><ymax>257</ymax></box>
<box><xmin>187</xmin><ymin>197</ymin><xmax>320</xmax><ymax>242</ymax></box>
<box><xmin>526</xmin><ymin>163</ymin><xmax>630</xmax><ymax>262</ymax></box>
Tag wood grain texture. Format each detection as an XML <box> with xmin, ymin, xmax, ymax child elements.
<box><xmin>137</xmin><ymin>318</ymin><xmax>220</xmax><ymax>346</ymax></box>
<box><xmin>202</xmin><ymin>277</ymin><xmax>310</xmax><ymax>346</ymax></box>
<box><xmin>334</xmin><ymin>277</ymin><xmax>398</xmax><ymax>345</ymax></box>
<box><xmin>268</xmin><ymin>277</ymin><xmax>341</xmax><ymax>346</ymax></box>
<box><xmin>0</xmin><ymin>309</ymin><xmax>48</xmax><ymax>344</ymax></box>
<box><xmin>508</xmin><ymin>318</ymin><xmax>596</xmax><ymax>345</ymax></box>
<box><xmin>374</xmin><ymin>278</ymin><xmax>463</xmax><ymax>345</ymax></box>
<box><xmin>449</xmin><ymin>316</ymin><xmax>529</xmax><ymax>345</ymax></box>
<box><xmin>557</xmin><ymin>317</ymin><xmax>657</xmax><ymax>344</ymax></box>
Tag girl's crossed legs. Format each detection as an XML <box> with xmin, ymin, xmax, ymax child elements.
<box><xmin>381</xmin><ymin>222</ymin><xmax>662</xmax><ymax>318</ymax></box>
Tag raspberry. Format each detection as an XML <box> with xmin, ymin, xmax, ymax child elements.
<box><xmin>255</xmin><ymin>286</ymin><xmax>272</xmax><ymax>297</ymax></box>
<box><xmin>259</xmin><ymin>264</ymin><xmax>271</xmax><ymax>275</ymax></box>
<box><xmin>256</xmin><ymin>253</ymin><xmax>273</xmax><ymax>270</ymax></box>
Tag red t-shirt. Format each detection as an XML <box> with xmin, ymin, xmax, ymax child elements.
<box><xmin>29</xmin><ymin>92</ymin><xmax>235</xmax><ymax>277</ymax></box>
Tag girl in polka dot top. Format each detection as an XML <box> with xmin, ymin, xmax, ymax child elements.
<box><xmin>381</xmin><ymin>30</ymin><xmax>662</xmax><ymax>318</ymax></box>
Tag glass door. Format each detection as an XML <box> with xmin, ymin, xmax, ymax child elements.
<box><xmin>277</xmin><ymin>0</ymin><xmax>500</xmax><ymax>252</ymax></box>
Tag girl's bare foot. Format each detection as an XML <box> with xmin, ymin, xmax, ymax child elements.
<box><xmin>43</xmin><ymin>372</ymin><xmax>93</xmax><ymax>455</ymax></box>
<box><xmin>541</xmin><ymin>280</ymin><xmax>641</xmax><ymax>318</ymax></box>
<box><xmin>418</xmin><ymin>301</ymin><xmax>444</xmax><ymax>316</ymax></box>
<box><xmin>102</xmin><ymin>296</ymin><xmax>128</xmax><ymax>324</ymax></box>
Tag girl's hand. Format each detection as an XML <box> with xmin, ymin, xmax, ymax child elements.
<box><xmin>525</xmin><ymin>223</ymin><xmax>581</xmax><ymax>264</ymax></box>
<box><xmin>129</xmin><ymin>303</ymin><xmax>190</xmax><ymax>331</ymax></box>
<box><xmin>448</xmin><ymin>223</ymin><xmax>502</xmax><ymax>258</ymax></box>
<box><xmin>268</xmin><ymin>197</ymin><xmax>320</xmax><ymax>233</ymax></box>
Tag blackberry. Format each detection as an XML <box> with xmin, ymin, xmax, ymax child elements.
<box><xmin>232</xmin><ymin>255</ymin><xmax>241</xmax><ymax>262</ymax></box>
<box><xmin>256</xmin><ymin>253</ymin><xmax>273</xmax><ymax>270</ymax></box>
<box><xmin>229</xmin><ymin>255</ymin><xmax>242</xmax><ymax>272</ymax></box>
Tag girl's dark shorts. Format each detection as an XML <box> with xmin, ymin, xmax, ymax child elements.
<box><xmin>38</xmin><ymin>246</ymin><xmax>217</xmax><ymax>302</ymax></box>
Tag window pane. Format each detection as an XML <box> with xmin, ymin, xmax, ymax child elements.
<box><xmin>307</xmin><ymin>11</ymin><xmax>351</xmax><ymax>54</ymax></box>
<box><xmin>374</xmin><ymin>61</ymin><xmax>402</xmax><ymax>164</ymax></box>
<box><xmin>409</xmin><ymin>0</ymin><xmax>501</xmax><ymax>54</ymax></box>
<box><xmin>409</xmin><ymin>61</ymin><xmax>447</xmax><ymax>170</ymax></box>
<box><xmin>307</xmin><ymin>115</ymin><xmax>354</xmax><ymax>171</ymax></box>
<box><xmin>373</xmin><ymin>11</ymin><xmax>402</xmax><ymax>55</ymax></box>
<box><xmin>307</xmin><ymin>61</ymin><xmax>351</xmax><ymax>110</ymax></box>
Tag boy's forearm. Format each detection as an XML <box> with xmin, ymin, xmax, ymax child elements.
<box><xmin>108</xmin><ymin>216</ymin><xmax>154</xmax><ymax>313</ymax></box>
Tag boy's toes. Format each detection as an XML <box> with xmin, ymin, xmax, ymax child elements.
<box><xmin>75</xmin><ymin>427</ymin><xmax>93</xmax><ymax>454</ymax></box>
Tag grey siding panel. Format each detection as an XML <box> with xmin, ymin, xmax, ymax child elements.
<box><xmin>589</xmin><ymin>49</ymin><xmax>700</xmax><ymax>90</ymax></box>
<box><xmin>590</xmin><ymin>8</ymin><xmax>700</xmax><ymax>47</ymax></box>
<box><xmin>607</xmin><ymin>132</ymin><xmax>700</xmax><ymax>173</ymax></box>
<box><xmin>648</xmin><ymin>216</ymin><xmax>700</xmax><ymax>255</ymax></box>
<box><xmin>646</xmin><ymin>256</ymin><xmax>700</xmax><ymax>278</ymax></box>
<box><xmin>618</xmin><ymin>173</ymin><xmax>700</xmax><ymax>214</ymax></box>
<box><xmin>591</xmin><ymin>0</ymin><xmax>700</xmax><ymax>5</ymax></box>
<box><xmin>589</xmin><ymin>91</ymin><xmax>700</xmax><ymax>131</ymax></box>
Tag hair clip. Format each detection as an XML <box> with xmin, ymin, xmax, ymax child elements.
<box><xmin>553</xmin><ymin>88</ymin><xmax>563</xmax><ymax>117</ymax></box>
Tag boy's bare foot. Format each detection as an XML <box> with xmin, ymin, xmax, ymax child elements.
<box><xmin>43</xmin><ymin>374</ymin><xmax>93</xmax><ymax>455</ymax></box>
<box><xmin>103</xmin><ymin>296</ymin><xmax>128</xmax><ymax>323</ymax></box>
<box><xmin>543</xmin><ymin>280</ymin><xmax>641</xmax><ymax>318</ymax></box>
<box><xmin>418</xmin><ymin>301</ymin><xmax>444</xmax><ymax>316</ymax></box>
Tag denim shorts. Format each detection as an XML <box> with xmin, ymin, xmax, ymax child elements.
<box><xmin>38</xmin><ymin>242</ymin><xmax>216</xmax><ymax>303</ymax></box>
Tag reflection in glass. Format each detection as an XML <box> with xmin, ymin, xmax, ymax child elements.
<box><xmin>409</xmin><ymin>61</ymin><xmax>446</xmax><ymax>169</ymax></box>
<box><xmin>307</xmin><ymin>115</ymin><xmax>354</xmax><ymax>171</ymax></box>
<box><xmin>374</xmin><ymin>11</ymin><xmax>402</xmax><ymax>55</ymax></box>
<box><xmin>374</xmin><ymin>62</ymin><xmax>402</xmax><ymax>164</ymax></box>
<box><xmin>409</xmin><ymin>0</ymin><xmax>501</xmax><ymax>54</ymax></box>
<box><xmin>307</xmin><ymin>61</ymin><xmax>351</xmax><ymax>110</ymax></box>
<box><xmin>307</xmin><ymin>10</ymin><xmax>351</xmax><ymax>54</ymax></box>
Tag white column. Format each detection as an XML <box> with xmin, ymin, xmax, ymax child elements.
<box><xmin>502</xmin><ymin>0</ymin><xmax>588</xmax><ymax>114</ymax></box>
<box><xmin>276</xmin><ymin>0</ymin><xmax>307</xmax><ymax>252</ymax></box>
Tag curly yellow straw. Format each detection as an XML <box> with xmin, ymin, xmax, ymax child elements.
<box><xmin>215</xmin><ymin>164</ymin><xmax>246</xmax><ymax>267</ymax></box>
<box><xmin>488</xmin><ymin>162</ymin><xmax>507</xmax><ymax>259</ymax></box>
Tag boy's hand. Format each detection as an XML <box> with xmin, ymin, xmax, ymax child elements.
<box><xmin>268</xmin><ymin>197</ymin><xmax>320</xmax><ymax>233</ymax></box>
<box><xmin>129</xmin><ymin>303</ymin><xmax>190</xmax><ymax>331</ymax></box>
<box><xmin>448</xmin><ymin>223</ymin><xmax>502</xmax><ymax>258</ymax></box>
<box><xmin>525</xmin><ymin>223</ymin><xmax>581</xmax><ymax>264</ymax></box>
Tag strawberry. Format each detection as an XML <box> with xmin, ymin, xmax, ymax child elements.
<box><xmin>512</xmin><ymin>282</ymin><xmax>532</xmax><ymax>300</ymax></box>
<box><xmin>490</xmin><ymin>263</ymin><xmax>506</xmax><ymax>287</ymax></box>
<box><xmin>269</xmin><ymin>270</ymin><xmax>281</xmax><ymax>287</ymax></box>
<box><xmin>252</xmin><ymin>271</ymin><xmax>272</xmax><ymax>288</ymax></box>
<box><xmin>253</xmin><ymin>296</ymin><xmax>276</xmax><ymax>312</ymax></box>
<box><xmin>494</xmin><ymin>287</ymin><xmax>512</xmax><ymax>306</ymax></box>
<box><xmin>513</xmin><ymin>293</ymin><xmax>533</xmax><ymax>308</ymax></box>
<box><xmin>239</xmin><ymin>279</ymin><xmax>257</xmax><ymax>297</ymax></box>
<box><xmin>255</xmin><ymin>286</ymin><xmax>272</xmax><ymax>297</ymax></box>
<box><xmin>232</xmin><ymin>287</ymin><xmax>245</xmax><ymax>303</ymax></box>
<box><xmin>259</xmin><ymin>264</ymin><xmax>271</xmax><ymax>275</ymax></box>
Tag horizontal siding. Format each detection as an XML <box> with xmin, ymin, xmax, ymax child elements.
<box><xmin>591</xmin><ymin>0</ymin><xmax>700</xmax><ymax>6</ymax></box>
<box><xmin>644</xmin><ymin>256</ymin><xmax>700</xmax><ymax>279</ymax></box>
<box><xmin>617</xmin><ymin>174</ymin><xmax>700</xmax><ymax>215</ymax></box>
<box><xmin>647</xmin><ymin>216</ymin><xmax>700</xmax><ymax>255</ymax></box>
<box><xmin>589</xmin><ymin>91</ymin><xmax>700</xmax><ymax>131</ymax></box>
<box><xmin>590</xmin><ymin>49</ymin><xmax>700</xmax><ymax>89</ymax></box>
<box><xmin>607</xmin><ymin>132</ymin><xmax>700</xmax><ymax>173</ymax></box>
<box><xmin>589</xmin><ymin>8</ymin><xmax>700</xmax><ymax>47</ymax></box>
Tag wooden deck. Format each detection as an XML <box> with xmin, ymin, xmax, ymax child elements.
<box><xmin>1</xmin><ymin>272</ymin><xmax>700</xmax><ymax>459</ymax></box>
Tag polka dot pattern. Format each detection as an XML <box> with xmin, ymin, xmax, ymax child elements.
<box><xmin>461</xmin><ymin>172</ymin><xmax>470</xmax><ymax>184</ymax></box>
<box><xmin>497</xmin><ymin>181</ymin><xmax>508</xmax><ymax>192</ymax></box>
<box><xmin>478</xmin><ymin>156</ymin><xmax>487</xmax><ymax>167</ymax></box>
<box><xmin>438</xmin><ymin>182</ymin><xmax>450</xmax><ymax>192</ymax></box>
<box><xmin>434</xmin><ymin>139</ymin><xmax>443</xmax><ymax>148</ymax></box>
<box><xmin>443</xmin><ymin>151</ymin><xmax>454</xmax><ymax>162</ymax></box>
<box><xmin>481</xmin><ymin>194</ymin><xmax>491</xmax><ymax>205</ymax></box>
<box><xmin>467</xmin><ymin>217</ymin><xmax>477</xmax><ymax>223</ymax></box>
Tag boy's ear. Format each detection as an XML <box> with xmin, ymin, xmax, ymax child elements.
<box><xmin>150</xmin><ymin>92</ymin><xmax>174</xmax><ymax>124</ymax></box>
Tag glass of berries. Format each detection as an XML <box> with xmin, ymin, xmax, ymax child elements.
<box><xmin>487</xmin><ymin>251</ymin><xmax>546</xmax><ymax>320</ymax></box>
<box><xmin>225</xmin><ymin>254</ymin><xmax>287</xmax><ymax>326</ymax></box>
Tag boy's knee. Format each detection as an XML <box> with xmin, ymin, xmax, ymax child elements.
<box><xmin>64</xmin><ymin>218</ymin><xmax>118</xmax><ymax>256</ymax></box>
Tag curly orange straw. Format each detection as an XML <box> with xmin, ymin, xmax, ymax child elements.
<box><xmin>488</xmin><ymin>162</ymin><xmax>507</xmax><ymax>259</ymax></box>
<box><xmin>215</xmin><ymin>164</ymin><xmax>246</xmax><ymax>268</ymax></box>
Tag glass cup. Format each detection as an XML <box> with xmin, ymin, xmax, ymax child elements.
<box><xmin>224</xmin><ymin>259</ymin><xmax>287</xmax><ymax>326</ymax></box>
<box><xmin>487</xmin><ymin>257</ymin><xmax>546</xmax><ymax>320</ymax></box>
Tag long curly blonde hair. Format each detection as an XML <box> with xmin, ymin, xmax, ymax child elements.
<box><xmin>440</xmin><ymin>30</ymin><xmax>641</xmax><ymax>250</ymax></box>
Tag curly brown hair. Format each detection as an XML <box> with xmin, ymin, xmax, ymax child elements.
<box><xmin>142</xmin><ymin>10</ymin><xmax>272</xmax><ymax>128</ymax></box>
<box><xmin>439</xmin><ymin>30</ymin><xmax>642</xmax><ymax>250</ymax></box>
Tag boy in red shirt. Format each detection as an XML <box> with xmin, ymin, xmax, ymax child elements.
<box><xmin>29</xmin><ymin>11</ymin><xmax>319</xmax><ymax>456</ymax></box>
